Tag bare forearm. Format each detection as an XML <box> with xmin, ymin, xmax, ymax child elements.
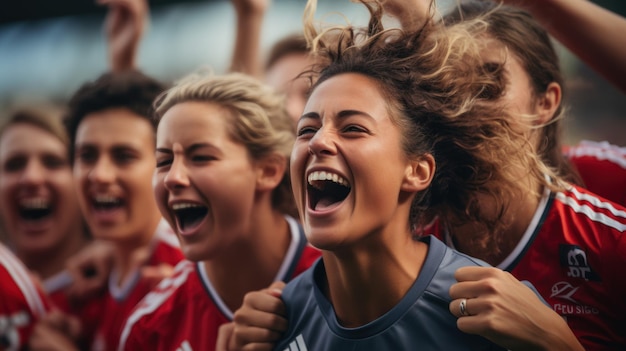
<box><xmin>383</xmin><ymin>0</ymin><xmax>433</xmax><ymax>32</ymax></box>
<box><xmin>229</xmin><ymin>9</ymin><xmax>265</xmax><ymax>77</ymax></box>
<box><xmin>110</xmin><ymin>46</ymin><xmax>138</xmax><ymax>72</ymax></box>
<box><xmin>510</xmin><ymin>0</ymin><xmax>626</xmax><ymax>92</ymax></box>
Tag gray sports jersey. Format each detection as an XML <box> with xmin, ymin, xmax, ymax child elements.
<box><xmin>276</xmin><ymin>236</ymin><xmax>517</xmax><ymax>351</ymax></box>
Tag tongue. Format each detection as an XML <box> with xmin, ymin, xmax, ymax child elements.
<box><xmin>315</xmin><ymin>198</ymin><xmax>339</xmax><ymax>211</ymax></box>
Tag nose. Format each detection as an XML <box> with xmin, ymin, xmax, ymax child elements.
<box><xmin>163</xmin><ymin>157</ymin><xmax>189</xmax><ymax>191</ymax></box>
<box><xmin>88</xmin><ymin>156</ymin><xmax>116</xmax><ymax>184</ymax></box>
<box><xmin>19</xmin><ymin>159</ymin><xmax>46</xmax><ymax>185</ymax></box>
<box><xmin>308</xmin><ymin>126</ymin><xmax>337</xmax><ymax>157</ymax></box>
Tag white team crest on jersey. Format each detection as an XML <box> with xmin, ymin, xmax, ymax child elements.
<box><xmin>550</xmin><ymin>281</ymin><xmax>580</xmax><ymax>303</ymax></box>
<box><xmin>558</xmin><ymin>244</ymin><xmax>600</xmax><ymax>281</ymax></box>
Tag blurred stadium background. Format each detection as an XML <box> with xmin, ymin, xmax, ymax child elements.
<box><xmin>0</xmin><ymin>0</ymin><xmax>624</xmax><ymax>146</ymax></box>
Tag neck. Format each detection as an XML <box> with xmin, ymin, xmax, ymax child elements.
<box><xmin>111</xmin><ymin>216</ymin><xmax>161</xmax><ymax>286</ymax></box>
<box><xmin>203</xmin><ymin>204</ymin><xmax>291</xmax><ymax>312</ymax></box>
<box><xmin>323</xmin><ymin>220</ymin><xmax>427</xmax><ymax>327</ymax></box>
<box><xmin>451</xmin><ymin>176</ymin><xmax>543</xmax><ymax>266</ymax></box>
<box><xmin>21</xmin><ymin>224</ymin><xmax>89</xmax><ymax>280</ymax></box>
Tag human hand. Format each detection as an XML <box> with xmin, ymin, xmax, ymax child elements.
<box><xmin>220</xmin><ymin>281</ymin><xmax>287</xmax><ymax>351</ymax></box>
<box><xmin>97</xmin><ymin>0</ymin><xmax>148</xmax><ymax>71</ymax></box>
<box><xmin>449</xmin><ymin>266</ymin><xmax>583</xmax><ymax>351</ymax></box>
<box><xmin>29</xmin><ymin>309</ymin><xmax>81</xmax><ymax>351</ymax></box>
<box><xmin>381</xmin><ymin>0</ymin><xmax>433</xmax><ymax>31</ymax></box>
<box><xmin>140</xmin><ymin>263</ymin><xmax>175</xmax><ymax>289</ymax></box>
<box><xmin>64</xmin><ymin>240</ymin><xmax>114</xmax><ymax>301</ymax></box>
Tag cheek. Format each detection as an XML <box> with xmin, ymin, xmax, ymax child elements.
<box><xmin>152</xmin><ymin>173</ymin><xmax>173</xmax><ymax>226</ymax></box>
<box><xmin>152</xmin><ymin>174</ymin><xmax>168</xmax><ymax>205</ymax></box>
<box><xmin>290</xmin><ymin>149</ymin><xmax>306</xmax><ymax>187</ymax></box>
<box><xmin>0</xmin><ymin>174</ymin><xmax>15</xmax><ymax>195</ymax></box>
<box><xmin>73</xmin><ymin>166</ymin><xmax>89</xmax><ymax>185</ymax></box>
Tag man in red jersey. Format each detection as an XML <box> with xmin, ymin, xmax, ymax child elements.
<box><xmin>63</xmin><ymin>70</ymin><xmax>185</xmax><ymax>351</ymax></box>
<box><xmin>0</xmin><ymin>243</ymin><xmax>50</xmax><ymax>351</ymax></box>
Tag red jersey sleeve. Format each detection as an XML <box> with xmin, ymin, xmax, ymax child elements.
<box><xmin>0</xmin><ymin>243</ymin><xmax>50</xmax><ymax>350</ymax></box>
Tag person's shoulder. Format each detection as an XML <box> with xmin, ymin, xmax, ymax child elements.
<box><xmin>0</xmin><ymin>244</ymin><xmax>49</xmax><ymax>315</ymax></box>
<box><xmin>420</xmin><ymin>236</ymin><xmax>491</xmax><ymax>301</ymax></box>
<box><xmin>150</xmin><ymin>228</ymin><xmax>185</xmax><ymax>266</ymax></box>
<box><xmin>553</xmin><ymin>185</ymin><xmax>626</xmax><ymax>231</ymax></box>
<box><xmin>118</xmin><ymin>261</ymin><xmax>196</xmax><ymax>350</ymax></box>
<box><xmin>136</xmin><ymin>260</ymin><xmax>197</xmax><ymax>316</ymax></box>
<box><xmin>426</xmin><ymin>235</ymin><xmax>490</xmax><ymax>268</ymax></box>
<box><xmin>282</xmin><ymin>258</ymin><xmax>319</xmax><ymax>302</ymax></box>
<box><xmin>565</xmin><ymin>140</ymin><xmax>626</xmax><ymax>162</ymax></box>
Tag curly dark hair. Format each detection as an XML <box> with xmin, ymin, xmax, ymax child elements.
<box><xmin>302</xmin><ymin>0</ymin><xmax>560</xmax><ymax>253</ymax></box>
<box><xmin>64</xmin><ymin>70</ymin><xmax>167</xmax><ymax>160</ymax></box>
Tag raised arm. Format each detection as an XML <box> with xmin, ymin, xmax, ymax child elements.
<box><xmin>449</xmin><ymin>266</ymin><xmax>584</xmax><ymax>351</ymax></box>
<box><xmin>229</xmin><ymin>0</ymin><xmax>271</xmax><ymax>77</ymax></box>
<box><xmin>502</xmin><ymin>0</ymin><xmax>626</xmax><ymax>93</ymax></box>
<box><xmin>97</xmin><ymin>0</ymin><xmax>148</xmax><ymax>72</ymax></box>
<box><xmin>381</xmin><ymin>0</ymin><xmax>434</xmax><ymax>32</ymax></box>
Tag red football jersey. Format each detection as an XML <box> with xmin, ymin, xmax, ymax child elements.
<box><xmin>91</xmin><ymin>220</ymin><xmax>184</xmax><ymax>351</ymax></box>
<box><xmin>43</xmin><ymin>271</ymin><xmax>106</xmax><ymax>350</ymax></box>
<box><xmin>564</xmin><ymin>140</ymin><xmax>626</xmax><ymax>207</ymax></box>
<box><xmin>433</xmin><ymin>185</ymin><xmax>626</xmax><ymax>350</ymax></box>
<box><xmin>118</xmin><ymin>216</ymin><xmax>321</xmax><ymax>351</ymax></box>
<box><xmin>0</xmin><ymin>243</ymin><xmax>50</xmax><ymax>351</ymax></box>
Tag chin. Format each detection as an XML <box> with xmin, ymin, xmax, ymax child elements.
<box><xmin>182</xmin><ymin>246</ymin><xmax>211</xmax><ymax>262</ymax></box>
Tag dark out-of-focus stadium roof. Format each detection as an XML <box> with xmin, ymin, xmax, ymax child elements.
<box><xmin>1</xmin><ymin>0</ymin><xmax>212</xmax><ymax>24</ymax></box>
<box><xmin>2</xmin><ymin>0</ymin><xmax>625</xmax><ymax>25</ymax></box>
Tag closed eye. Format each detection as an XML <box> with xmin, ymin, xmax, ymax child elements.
<box><xmin>191</xmin><ymin>155</ymin><xmax>217</xmax><ymax>163</ymax></box>
<box><xmin>297</xmin><ymin>126</ymin><xmax>317</xmax><ymax>137</ymax></box>
<box><xmin>156</xmin><ymin>159</ymin><xmax>172</xmax><ymax>168</ymax></box>
<box><xmin>343</xmin><ymin>125</ymin><xmax>368</xmax><ymax>133</ymax></box>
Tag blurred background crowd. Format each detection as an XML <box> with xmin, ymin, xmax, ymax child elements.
<box><xmin>1</xmin><ymin>0</ymin><xmax>625</xmax><ymax>146</ymax></box>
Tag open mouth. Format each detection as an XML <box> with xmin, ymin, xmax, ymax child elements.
<box><xmin>18</xmin><ymin>198</ymin><xmax>53</xmax><ymax>221</ymax></box>
<box><xmin>307</xmin><ymin>171</ymin><xmax>351</xmax><ymax>211</ymax></box>
<box><xmin>172</xmin><ymin>203</ymin><xmax>208</xmax><ymax>232</ymax></box>
<box><xmin>91</xmin><ymin>195</ymin><xmax>124</xmax><ymax>211</ymax></box>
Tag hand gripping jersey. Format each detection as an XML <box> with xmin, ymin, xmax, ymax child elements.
<box><xmin>435</xmin><ymin>185</ymin><xmax>626</xmax><ymax>350</ymax></box>
<box><xmin>564</xmin><ymin>140</ymin><xmax>626</xmax><ymax>206</ymax></box>
<box><xmin>276</xmin><ymin>236</ymin><xmax>526</xmax><ymax>351</ymax></box>
<box><xmin>91</xmin><ymin>219</ymin><xmax>184</xmax><ymax>351</ymax></box>
<box><xmin>118</xmin><ymin>216</ymin><xmax>320</xmax><ymax>351</ymax></box>
<box><xmin>0</xmin><ymin>243</ymin><xmax>50</xmax><ymax>351</ymax></box>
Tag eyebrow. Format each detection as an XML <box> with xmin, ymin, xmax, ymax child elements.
<box><xmin>156</xmin><ymin>143</ymin><xmax>218</xmax><ymax>154</ymax></box>
<box><xmin>299</xmin><ymin>109</ymin><xmax>375</xmax><ymax>122</ymax></box>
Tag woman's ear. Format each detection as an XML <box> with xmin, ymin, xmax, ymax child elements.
<box><xmin>535</xmin><ymin>82</ymin><xmax>562</xmax><ymax>125</ymax></box>
<box><xmin>256</xmin><ymin>154</ymin><xmax>287</xmax><ymax>192</ymax></box>
<box><xmin>402</xmin><ymin>154</ymin><xmax>435</xmax><ymax>192</ymax></box>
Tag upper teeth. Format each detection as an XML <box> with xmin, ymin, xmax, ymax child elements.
<box><xmin>20</xmin><ymin>198</ymin><xmax>50</xmax><ymax>209</ymax></box>
<box><xmin>308</xmin><ymin>171</ymin><xmax>350</xmax><ymax>187</ymax></box>
<box><xmin>94</xmin><ymin>196</ymin><xmax>119</xmax><ymax>204</ymax></box>
<box><xmin>172</xmin><ymin>203</ymin><xmax>202</xmax><ymax>211</ymax></box>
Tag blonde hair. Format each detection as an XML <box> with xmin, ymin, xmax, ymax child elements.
<box><xmin>1</xmin><ymin>108</ymin><xmax>69</xmax><ymax>148</ymax></box>
<box><xmin>154</xmin><ymin>72</ymin><xmax>297</xmax><ymax>217</ymax></box>
<box><xmin>302</xmin><ymin>0</ymin><xmax>562</xmax><ymax>253</ymax></box>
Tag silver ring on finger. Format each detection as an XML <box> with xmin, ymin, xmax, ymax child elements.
<box><xmin>459</xmin><ymin>298</ymin><xmax>470</xmax><ymax>317</ymax></box>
